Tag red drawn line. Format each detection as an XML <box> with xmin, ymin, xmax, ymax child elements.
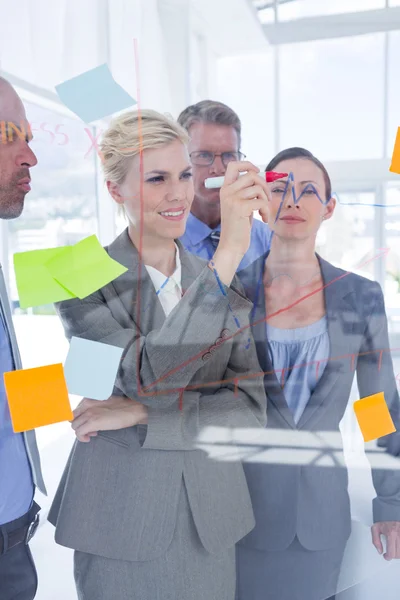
<box><xmin>84</xmin><ymin>128</ymin><xmax>103</xmax><ymax>160</ymax></box>
<box><xmin>137</xmin><ymin>345</ymin><xmax>400</xmax><ymax>398</ymax></box>
<box><xmin>378</xmin><ymin>350</ymin><xmax>383</xmax><ymax>372</ymax></box>
<box><xmin>315</xmin><ymin>360</ymin><xmax>320</xmax><ymax>380</ymax></box>
<box><xmin>141</xmin><ymin>275</ymin><xmax>343</xmax><ymax>393</ymax></box>
<box><xmin>141</xmin><ymin>247</ymin><xmax>389</xmax><ymax>393</ymax></box>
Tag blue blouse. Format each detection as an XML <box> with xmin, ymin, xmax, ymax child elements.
<box><xmin>266</xmin><ymin>317</ymin><xmax>330</xmax><ymax>424</ymax></box>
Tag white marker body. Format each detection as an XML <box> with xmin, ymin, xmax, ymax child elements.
<box><xmin>204</xmin><ymin>175</ymin><xmax>226</xmax><ymax>189</ymax></box>
<box><xmin>204</xmin><ymin>170</ymin><xmax>262</xmax><ymax>189</ymax></box>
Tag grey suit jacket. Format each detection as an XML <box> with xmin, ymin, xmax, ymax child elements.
<box><xmin>48</xmin><ymin>229</ymin><xmax>267</xmax><ymax>561</ymax></box>
<box><xmin>0</xmin><ymin>266</ymin><xmax>46</xmax><ymax>496</ymax></box>
<box><xmin>238</xmin><ymin>253</ymin><xmax>400</xmax><ymax>552</ymax></box>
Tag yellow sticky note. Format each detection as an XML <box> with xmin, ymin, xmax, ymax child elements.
<box><xmin>389</xmin><ymin>127</ymin><xmax>400</xmax><ymax>175</ymax></box>
<box><xmin>354</xmin><ymin>392</ymin><xmax>396</xmax><ymax>443</ymax></box>
<box><xmin>45</xmin><ymin>235</ymin><xmax>128</xmax><ymax>299</ymax></box>
<box><xmin>14</xmin><ymin>248</ymin><xmax>76</xmax><ymax>309</ymax></box>
<box><xmin>4</xmin><ymin>364</ymin><xmax>73</xmax><ymax>433</ymax></box>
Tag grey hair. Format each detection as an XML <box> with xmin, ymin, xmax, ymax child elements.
<box><xmin>177</xmin><ymin>100</ymin><xmax>241</xmax><ymax>149</ymax></box>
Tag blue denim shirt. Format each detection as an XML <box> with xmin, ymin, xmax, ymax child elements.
<box><xmin>180</xmin><ymin>213</ymin><xmax>272</xmax><ymax>271</ymax></box>
<box><xmin>0</xmin><ymin>306</ymin><xmax>34</xmax><ymax>525</ymax></box>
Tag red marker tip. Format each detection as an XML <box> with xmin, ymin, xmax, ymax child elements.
<box><xmin>265</xmin><ymin>171</ymin><xmax>288</xmax><ymax>183</ymax></box>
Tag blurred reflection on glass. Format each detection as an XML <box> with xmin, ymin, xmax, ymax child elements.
<box><xmin>7</xmin><ymin>101</ymin><xmax>99</xmax><ymax>315</ymax></box>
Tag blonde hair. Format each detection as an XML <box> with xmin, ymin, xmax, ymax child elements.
<box><xmin>100</xmin><ymin>109</ymin><xmax>190</xmax><ymax>186</ymax></box>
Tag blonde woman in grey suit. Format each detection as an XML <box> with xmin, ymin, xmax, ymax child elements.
<box><xmin>48</xmin><ymin>110</ymin><xmax>269</xmax><ymax>600</ymax></box>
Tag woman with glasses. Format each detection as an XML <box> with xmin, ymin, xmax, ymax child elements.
<box><xmin>178</xmin><ymin>99</ymin><xmax>272</xmax><ymax>269</ymax></box>
<box><xmin>48</xmin><ymin>109</ymin><xmax>268</xmax><ymax>600</ymax></box>
<box><xmin>233</xmin><ymin>147</ymin><xmax>400</xmax><ymax>600</ymax></box>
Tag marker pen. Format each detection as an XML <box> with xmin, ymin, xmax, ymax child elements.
<box><xmin>204</xmin><ymin>171</ymin><xmax>288</xmax><ymax>190</ymax></box>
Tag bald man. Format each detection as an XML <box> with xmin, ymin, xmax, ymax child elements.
<box><xmin>0</xmin><ymin>77</ymin><xmax>45</xmax><ymax>600</ymax></box>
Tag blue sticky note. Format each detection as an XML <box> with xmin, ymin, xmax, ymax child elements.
<box><xmin>55</xmin><ymin>64</ymin><xmax>136</xmax><ymax>123</ymax></box>
<box><xmin>64</xmin><ymin>337</ymin><xmax>124</xmax><ymax>400</ymax></box>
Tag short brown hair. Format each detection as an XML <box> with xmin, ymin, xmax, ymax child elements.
<box><xmin>177</xmin><ymin>100</ymin><xmax>241</xmax><ymax>149</ymax></box>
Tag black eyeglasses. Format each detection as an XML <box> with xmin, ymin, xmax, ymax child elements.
<box><xmin>190</xmin><ymin>151</ymin><xmax>246</xmax><ymax>167</ymax></box>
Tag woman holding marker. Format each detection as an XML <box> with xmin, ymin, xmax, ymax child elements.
<box><xmin>48</xmin><ymin>110</ymin><xmax>269</xmax><ymax>600</ymax></box>
<box><xmin>233</xmin><ymin>147</ymin><xmax>400</xmax><ymax>600</ymax></box>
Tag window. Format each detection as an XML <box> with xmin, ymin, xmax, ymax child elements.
<box><xmin>7</xmin><ymin>101</ymin><xmax>99</xmax><ymax>314</ymax></box>
<box><xmin>384</xmin><ymin>184</ymin><xmax>400</xmax><ymax>332</ymax></box>
<box><xmin>278</xmin><ymin>0</ymin><xmax>385</xmax><ymax>21</ymax></box>
<box><xmin>4</xmin><ymin>100</ymin><xmax>99</xmax><ymax>455</ymax></box>
<box><xmin>387</xmin><ymin>32</ymin><xmax>400</xmax><ymax>158</ymax></box>
<box><xmin>190</xmin><ymin>33</ymin><xmax>208</xmax><ymax>103</ymax></box>
<box><xmin>256</xmin><ymin>6</ymin><xmax>275</xmax><ymax>24</ymax></box>
<box><xmin>217</xmin><ymin>52</ymin><xmax>276</xmax><ymax>165</ymax></box>
<box><xmin>316</xmin><ymin>191</ymin><xmax>377</xmax><ymax>280</ymax></box>
<box><xmin>279</xmin><ymin>34</ymin><xmax>385</xmax><ymax>161</ymax></box>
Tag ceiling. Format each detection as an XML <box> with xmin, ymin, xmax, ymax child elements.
<box><xmin>190</xmin><ymin>0</ymin><xmax>269</xmax><ymax>55</ymax></box>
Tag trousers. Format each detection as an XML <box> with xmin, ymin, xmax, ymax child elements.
<box><xmin>236</xmin><ymin>536</ymin><xmax>345</xmax><ymax>600</ymax></box>
<box><xmin>0</xmin><ymin>503</ymin><xmax>40</xmax><ymax>600</ymax></box>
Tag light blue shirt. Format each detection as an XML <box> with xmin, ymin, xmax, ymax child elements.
<box><xmin>266</xmin><ymin>317</ymin><xmax>330</xmax><ymax>424</ymax></box>
<box><xmin>180</xmin><ymin>213</ymin><xmax>272</xmax><ymax>271</ymax></box>
<box><xmin>0</xmin><ymin>306</ymin><xmax>34</xmax><ymax>525</ymax></box>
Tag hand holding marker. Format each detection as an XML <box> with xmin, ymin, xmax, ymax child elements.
<box><xmin>205</xmin><ymin>170</ymin><xmax>288</xmax><ymax>189</ymax></box>
<box><xmin>208</xmin><ymin>162</ymin><xmax>279</xmax><ymax>349</ymax></box>
<box><xmin>209</xmin><ymin>161</ymin><xmax>279</xmax><ymax>283</ymax></box>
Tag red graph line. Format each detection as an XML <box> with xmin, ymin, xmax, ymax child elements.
<box><xmin>178</xmin><ymin>389</ymin><xmax>184</xmax><ymax>411</ymax></box>
<box><xmin>137</xmin><ymin>345</ymin><xmax>400</xmax><ymax>398</ymax></box>
<box><xmin>315</xmin><ymin>360</ymin><xmax>321</xmax><ymax>380</ymax></box>
<box><xmin>141</xmin><ymin>247</ymin><xmax>389</xmax><ymax>393</ymax></box>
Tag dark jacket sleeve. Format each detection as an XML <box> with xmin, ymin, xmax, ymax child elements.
<box><xmin>356</xmin><ymin>281</ymin><xmax>400</xmax><ymax>522</ymax></box>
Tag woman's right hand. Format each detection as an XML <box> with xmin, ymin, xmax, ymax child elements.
<box><xmin>71</xmin><ymin>395</ymin><xmax>148</xmax><ymax>443</ymax></box>
<box><xmin>211</xmin><ymin>161</ymin><xmax>270</xmax><ymax>286</ymax></box>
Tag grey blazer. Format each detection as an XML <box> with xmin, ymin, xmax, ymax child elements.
<box><xmin>0</xmin><ymin>266</ymin><xmax>46</xmax><ymax>496</ymax></box>
<box><xmin>238</xmin><ymin>252</ymin><xmax>400</xmax><ymax>552</ymax></box>
<box><xmin>48</xmin><ymin>229</ymin><xmax>267</xmax><ymax>561</ymax></box>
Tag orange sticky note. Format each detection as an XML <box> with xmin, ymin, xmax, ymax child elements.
<box><xmin>354</xmin><ymin>392</ymin><xmax>396</xmax><ymax>443</ymax></box>
<box><xmin>4</xmin><ymin>364</ymin><xmax>73</xmax><ymax>433</ymax></box>
<box><xmin>389</xmin><ymin>127</ymin><xmax>400</xmax><ymax>175</ymax></box>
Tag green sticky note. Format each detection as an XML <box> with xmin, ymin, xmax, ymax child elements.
<box><xmin>45</xmin><ymin>235</ymin><xmax>128</xmax><ymax>299</ymax></box>
<box><xmin>14</xmin><ymin>248</ymin><xmax>76</xmax><ymax>309</ymax></box>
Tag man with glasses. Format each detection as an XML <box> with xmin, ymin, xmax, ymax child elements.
<box><xmin>178</xmin><ymin>100</ymin><xmax>272</xmax><ymax>270</ymax></box>
<box><xmin>0</xmin><ymin>77</ymin><xmax>45</xmax><ymax>600</ymax></box>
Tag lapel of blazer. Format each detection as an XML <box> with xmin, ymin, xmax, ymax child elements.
<box><xmin>239</xmin><ymin>253</ymin><xmax>297</xmax><ymax>429</ymax></box>
<box><xmin>240</xmin><ymin>253</ymin><xmax>358</xmax><ymax>430</ymax></box>
<box><xmin>105</xmin><ymin>230</ymin><xmax>204</xmax><ymax>334</ymax></box>
<box><xmin>177</xmin><ymin>239</ymin><xmax>205</xmax><ymax>295</ymax></box>
<box><xmin>106</xmin><ymin>228</ymin><xmax>165</xmax><ymax>332</ymax></box>
<box><xmin>297</xmin><ymin>255</ymin><xmax>357</xmax><ymax>429</ymax></box>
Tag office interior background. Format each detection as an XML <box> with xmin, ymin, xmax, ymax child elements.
<box><xmin>1</xmin><ymin>0</ymin><xmax>400</xmax><ymax>597</ymax></box>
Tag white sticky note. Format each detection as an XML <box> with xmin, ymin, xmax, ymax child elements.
<box><xmin>64</xmin><ymin>337</ymin><xmax>124</xmax><ymax>400</ymax></box>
